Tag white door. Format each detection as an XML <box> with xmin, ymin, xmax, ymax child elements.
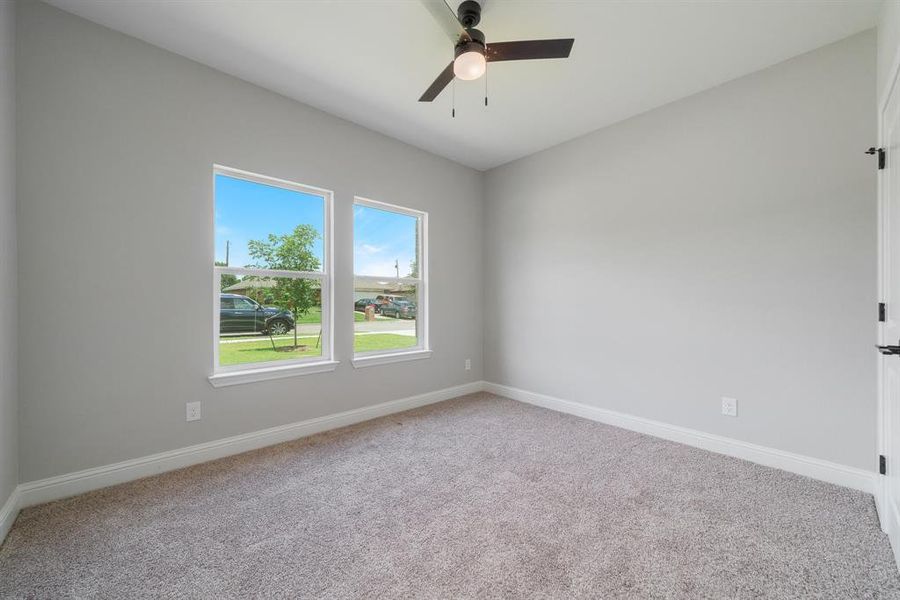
<box><xmin>878</xmin><ymin>62</ymin><xmax>900</xmax><ymax>566</ymax></box>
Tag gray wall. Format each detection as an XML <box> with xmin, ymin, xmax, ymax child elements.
<box><xmin>878</xmin><ymin>0</ymin><xmax>899</xmax><ymax>103</ymax></box>
<box><xmin>484</xmin><ymin>31</ymin><xmax>877</xmax><ymax>470</ymax></box>
<box><xmin>0</xmin><ymin>0</ymin><xmax>17</xmax><ymax>506</ymax></box>
<box><xmin>16</xmin><ymin>1</ymin><xmax>483</xmax><ymax>482</ymax></box>
<box><xmin>13</xmin><ymin>1</ymin><xmax>882</xmax><ymax>483</ymax></box>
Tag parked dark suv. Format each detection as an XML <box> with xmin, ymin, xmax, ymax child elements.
<box><xmin>220</xmin><ymin>294</ymin><xmax>295</xmax><ymax>335</ymax></box>
<box><xmin>380</xmin><ymin>300</ymin><xmax>417</xmax><ymax>319</ymax></box>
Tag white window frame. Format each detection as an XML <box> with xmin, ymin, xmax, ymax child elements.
<box><xmin>209</xmin><ymin>165</ymin><xmax>337</xmax><ymax>387</ymax></box>
<box><xmin>352</xmin><ymin>196</ymin><xmax>430</xmax><ymax>368</ymax></box>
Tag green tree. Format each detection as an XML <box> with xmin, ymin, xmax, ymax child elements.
<box><xmin>215</xmin><ymin>261</ymin><xmax>239</xmax><ymax>291</ymax></box>
<box><xmin>247</xmin><ymin>225</ymin><xmax>321</xmax><ymax>347</ymax></box>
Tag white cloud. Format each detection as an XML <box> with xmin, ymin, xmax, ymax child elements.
<box><xmin>356</xmin><ymin>243</ymin><xmax>385</xmax><ymax>256</ymax></box>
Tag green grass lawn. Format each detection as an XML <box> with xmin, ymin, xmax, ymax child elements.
<box><xmin>219</xmin><ymin>333</ymin><xmax>417</xmax><ymax>366</ymax></box>
<box><xmin>294</xmin><ymin>308</ymin><xmax>366</xmax><ymax>324</ymax></box>
<box><xmin>219</xmin><ymin>335</ymin><xmax>323</xmax><ymax>365</ymax></box>
<box><xmin>353</xmin><ymin>333</ymin><xmax>418</xmax><ymax>354</ymax></box>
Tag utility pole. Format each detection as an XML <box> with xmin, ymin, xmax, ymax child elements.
<box><xmin>395</xmin><ymin>259</ymin><xmax>399</xmax><ymax>279</ymax></box>
<box><xmin>225</xmin><ymin>240</ymin><xmax>230</xmax><ymax>267</ymax></box>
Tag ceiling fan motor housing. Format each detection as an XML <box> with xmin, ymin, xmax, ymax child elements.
<box><xmin>457</xmin><ymin>0</ymin><xmax>482</xmax><ymax>28</ymax></box>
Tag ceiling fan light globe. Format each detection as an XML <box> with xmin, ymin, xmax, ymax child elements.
<box><xmin>454</xmin><ymin>51</ymin><xmax>486</xmax><ymax>81</ymax></box>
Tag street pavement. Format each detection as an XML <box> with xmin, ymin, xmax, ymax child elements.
<box><xmin>221</xmin><ymin>315</ymin><xmax>415</xmax><ymax>343</ymax></box>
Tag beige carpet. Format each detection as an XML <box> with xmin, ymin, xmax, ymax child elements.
<box><xmin>1</xmin><ymin>392</ymin><xmax>898</xmax><ymax>598</ymax></box>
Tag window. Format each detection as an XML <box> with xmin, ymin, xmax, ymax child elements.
<box><xmin>210</xmin><ymin>166</ymin><xmax>335</xmax><ymax>386</ymax></box>
<box><xmin>353</xmin><ymin>197</ymin><xmax>429</xmax><ymax>367</ymax></box>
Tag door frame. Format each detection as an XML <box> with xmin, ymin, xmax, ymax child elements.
<box><xmin>877</xmin><ymin>42</ymin><xmax>900</xmax><ymax>568</ymax></box>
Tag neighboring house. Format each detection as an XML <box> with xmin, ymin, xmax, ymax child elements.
<box><xmin>223</xmin><ymin>278</ymin><xmax>323</xmax><ymax>306</ymax></box>
<box><xmin>222</xmin><ymin>277</ymin><xmax>277</xmax><ymax>303</ymax></box>
<box><xmin>353</xmin><ymin>277</ymin><xmax>415</xmax><ymax>302</ymax></box>
<box><xmin>227</xmin><ymin>277</ymin><xmax>407</xmax><ymax>308</ymax></box>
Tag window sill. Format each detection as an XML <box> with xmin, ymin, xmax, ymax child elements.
<box><xmin>351</xmin><ymin>349</ymin><xmax>432</xmax><ymax>369</ymax></box>
<box><xmin>208</xmin><ymin>360</ymin><xmax>340</xmax><ymax>388</ymax></box>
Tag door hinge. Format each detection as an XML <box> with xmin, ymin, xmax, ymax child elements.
<box><xmin>880</xmin><ymin>302</ymin><xmax>886</xmax><ymax>322</ymax></box>
<box><xmin>867</xmin><ymin>147</ymin><xmax>886</xmax><ymax>170</ymax></box>
<box><xmin>880</xmin><ymin>454</ymin><xmax>886</xmax><ymax>475</ymax></box>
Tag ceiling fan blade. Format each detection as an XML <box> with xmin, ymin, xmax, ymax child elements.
<box><xmin>419</xmin><ymin>0</ymin><xmax>471</xmax><ymax>43</ymax></box>
<box><xmin>419</xmin><ymin>62</ymin><xmax>455</xmax><ymax>102</ymax></box>
<box><xmin>486</xmin><ymin>39</ymin><xmax>574</xmax><ymax>62</ymax></box>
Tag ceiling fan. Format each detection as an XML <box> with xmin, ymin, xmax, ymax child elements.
<box><xmin>418</xmin><ymin>0</ymin><xmax>574</xmax><ymax>103</ymax></box>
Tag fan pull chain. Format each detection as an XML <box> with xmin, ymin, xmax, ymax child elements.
<box><xmin>484</xmin><ymin>68</ymin><xmax>488</xmax><ymax>107</ymax></box>
<box><xmin>452</xmin><ymin>79</ymin><xmax>456</xmax><ymax>118</ymax></box>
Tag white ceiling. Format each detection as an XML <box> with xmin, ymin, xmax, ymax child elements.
<box><xmin>46</xmin><ymin>0</ymin><xmax>882</xmax><ymax>171</ymax></box>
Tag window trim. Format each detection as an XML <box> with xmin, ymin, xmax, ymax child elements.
<box><xmin>351</xmin><ymin>349</ymin><xmax>433</xmax><ymax>369</ymax></box>
<box><xmin>210</xmin><ymin>165</ymin><xmax>336</xmax><ymax>386</ymax></box>
<box><xmin>351</xmin><ymin>196</ymin><xmax>429</xmax><ymax>367</ymax></box>
<box><xmin>208</xmin><ymin>360</ymin><xmax>340</xmax><ymax>388</ymax></box>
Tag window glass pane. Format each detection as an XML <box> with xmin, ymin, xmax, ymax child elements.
<box><xmin>353</xmin><ymin>205</ymin><xmax>418</xmax><ymax>277</ymax></box>
<box><xmin>215</xmin><ymin>173</ymin><xmax>325</xmax><ymax>271</ymax></box>
<box><xmin>219</xmin><ymin>277</ymin><xmax>322</xmax><ymax>367</ymax></box>
<box><xmin>353</xmin><ymin>281</ymin><xmax>418</xmax><ymax>353</ymax></box>
<box><xmin>233</xmin><ymin>297</ymin><xmax>257</xmax><ymax>310</ymax></box>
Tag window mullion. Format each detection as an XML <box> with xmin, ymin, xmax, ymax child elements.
<box><xmin>216</xmin><ymin>266</ymin><xmax>325</xmax><ymax>280</ymax></box>
<box><xmin>353</xmin><ymin>275</ymin><xmax>422</xmax><ymax>284</ymax></box>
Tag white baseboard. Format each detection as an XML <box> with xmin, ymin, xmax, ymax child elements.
<box><xmin>15</xmin><ymin>381</ymin><xmax>484</xmax><ymax>511</ymax></box>
<box><xmin>484</xmin><ymin>382</ymin><xmax>877</xmax><ymax>494</ymax></box>
<box><xmin>0</xmin><ymin>486</ymin><xmax>19</xmax><ymax>546</ymax></box>
<box><xmin>4</xmin><ymin>379</ymin><xmax>879</xmax><ymax>550</ymax></box>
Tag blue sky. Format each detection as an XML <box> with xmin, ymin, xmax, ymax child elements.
<box><xmin>215</xmin><ymin>173</ymin><xmax>417</xmax><ymax>277</ymax></box>
<box><xmin>215</xmin><ymin>174</ymin><xmax>325</xmax><ymax>269</ymax></box>
<box><xmin>353</xmin><ymin>205</ymin><xmax>417</xmax><ymax>277</ymax></box>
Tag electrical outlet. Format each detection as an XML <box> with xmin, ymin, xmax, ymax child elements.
<box><xmin>465</xmin><ymin>358</ymin><xmax>471</xmax><ymax>371</ymax></box>
<box><xmin>186</xmin><ymin>401</ymin><xmax>201</xmax><ymax>422</ymax></box>
<box><xmin>721</xmin><ymin>397</ymin><xmax>737</xmax><ymax>417</ymax></box>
